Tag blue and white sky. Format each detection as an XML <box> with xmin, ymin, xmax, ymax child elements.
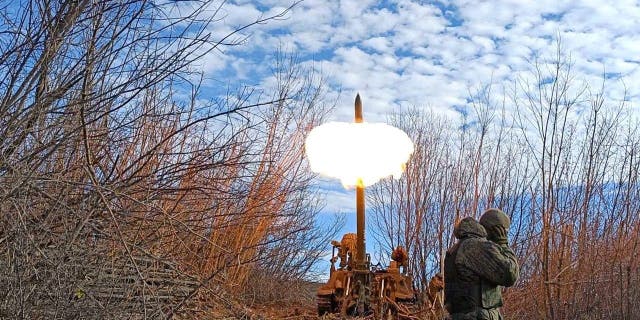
<box><xmin>196</xmin><ymin>0</ymin><xmax>640</xmax><ymax>242</ymax></box>
<box><xmin>203</xmin><ymin>0</ymin><xmax>639</xmax><ymax>121</ymax></box>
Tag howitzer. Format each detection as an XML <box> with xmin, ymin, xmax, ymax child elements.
<box><xmin>317</xmin><ymin>233</ymin><xmax>416</xmax><ymax>318</ymax></box>
<box><xmin>315</xmin><ymin>95</ymin><xmax>417</xmax><ymax>319</ymax></box>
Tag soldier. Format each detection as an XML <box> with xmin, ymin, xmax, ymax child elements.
<box><xmin>444</xmin><ymin>209</ymin><xmax>519</xmax><ymax>320</ymax></box>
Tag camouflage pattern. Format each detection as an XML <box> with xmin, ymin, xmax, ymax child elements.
<box><xmin>453</xmin><ymin>217</ymin><xmax>487</xmax><ymax>239</ymax></box>
<box><xmin>478</xmin><ymin>208</ymin><xmax>511</xmax><ymax>230</ymax></box>
<box><xmin>449</xmin><ymin>308</ymin><xmax>502</xmax><ymax>320</ymax></box>
<box><xmin>479</xmin><ymin>208</ymin><xmax>511</xmax><ymax>245</ymax></box>
<box><xmin>445</xmin><ymin>216</ymin><xmax>519</xmax><ymax>320</ymax></box>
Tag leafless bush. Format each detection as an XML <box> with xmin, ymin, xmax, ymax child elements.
<box><xmin>0</xmin><ymin>0</ymin><xmax>336</xmax><ymax>318</ymax></box>
<box><xmin>368</xmin><ymin>40</ymin><xmax>640</xmax><ymax>319</ymax></box>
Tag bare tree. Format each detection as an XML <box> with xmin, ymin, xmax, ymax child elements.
<box><xmin>369</xmin><ymin>108</ymin><xmax>455</xmax><ymax>294</ymax></box>
<box><xmin>0</xmin><ymin>0</ymin><xmax>338</xmax><ymax>318</ymax></box>
<box><xmin>504</xmin><ymin>40</ymin><xmax>640</xmax><ymax>319</ymax></box>
<box><xmin>368</xmin><ymin>40</ymin><xmax>640</xmax><ymax>320</ymax></box>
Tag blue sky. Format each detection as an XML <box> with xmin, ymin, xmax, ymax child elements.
<box><xmin>190</xmin><ymin>0</ymin><xmax>640</xmax><ymax>257</ymax></box>
<box><xmin>200</xmin><ymin>0</ymin><xmax>639</xmax><ymax>123</ymax></box>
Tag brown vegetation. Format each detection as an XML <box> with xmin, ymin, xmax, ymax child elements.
<box><xmin>0</xmin><ymin>0</ymin><xmax>339</xmax><ymax>318</ymax></box>
<box><xmin>368</xmin><ymin>40</ymin><xmax>640</xmax><ymax>319</ymax></box>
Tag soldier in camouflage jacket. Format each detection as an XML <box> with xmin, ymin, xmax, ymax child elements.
<box><xmin>444</xmin><ymin>209</ymin><xmax>519</xmax><ymax>320</ymax></box>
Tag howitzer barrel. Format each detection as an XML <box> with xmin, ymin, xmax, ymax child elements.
<box><xmin>355</xmin><ymin>94</ymin><xmax>363</xmax><ymax>123</ymax></box>
<box><xmin>354</xmin><ymin>94</ymin><xmax>366</xmax><ymax>269</ymax></box>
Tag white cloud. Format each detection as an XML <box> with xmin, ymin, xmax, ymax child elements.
<box><xmin>219</xmin><ymin>3</ymin><xmax>263</xmax><ymax>27</ymax></box>
<box><xmin>362</xmin><ymin>37</ymin><xmax>392</xmax><ymax>53</ymax></box>
<box><xmin>207</xmin><ymin>1</ymin><xmax>640</xmax><ymax>117</ymax></box>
